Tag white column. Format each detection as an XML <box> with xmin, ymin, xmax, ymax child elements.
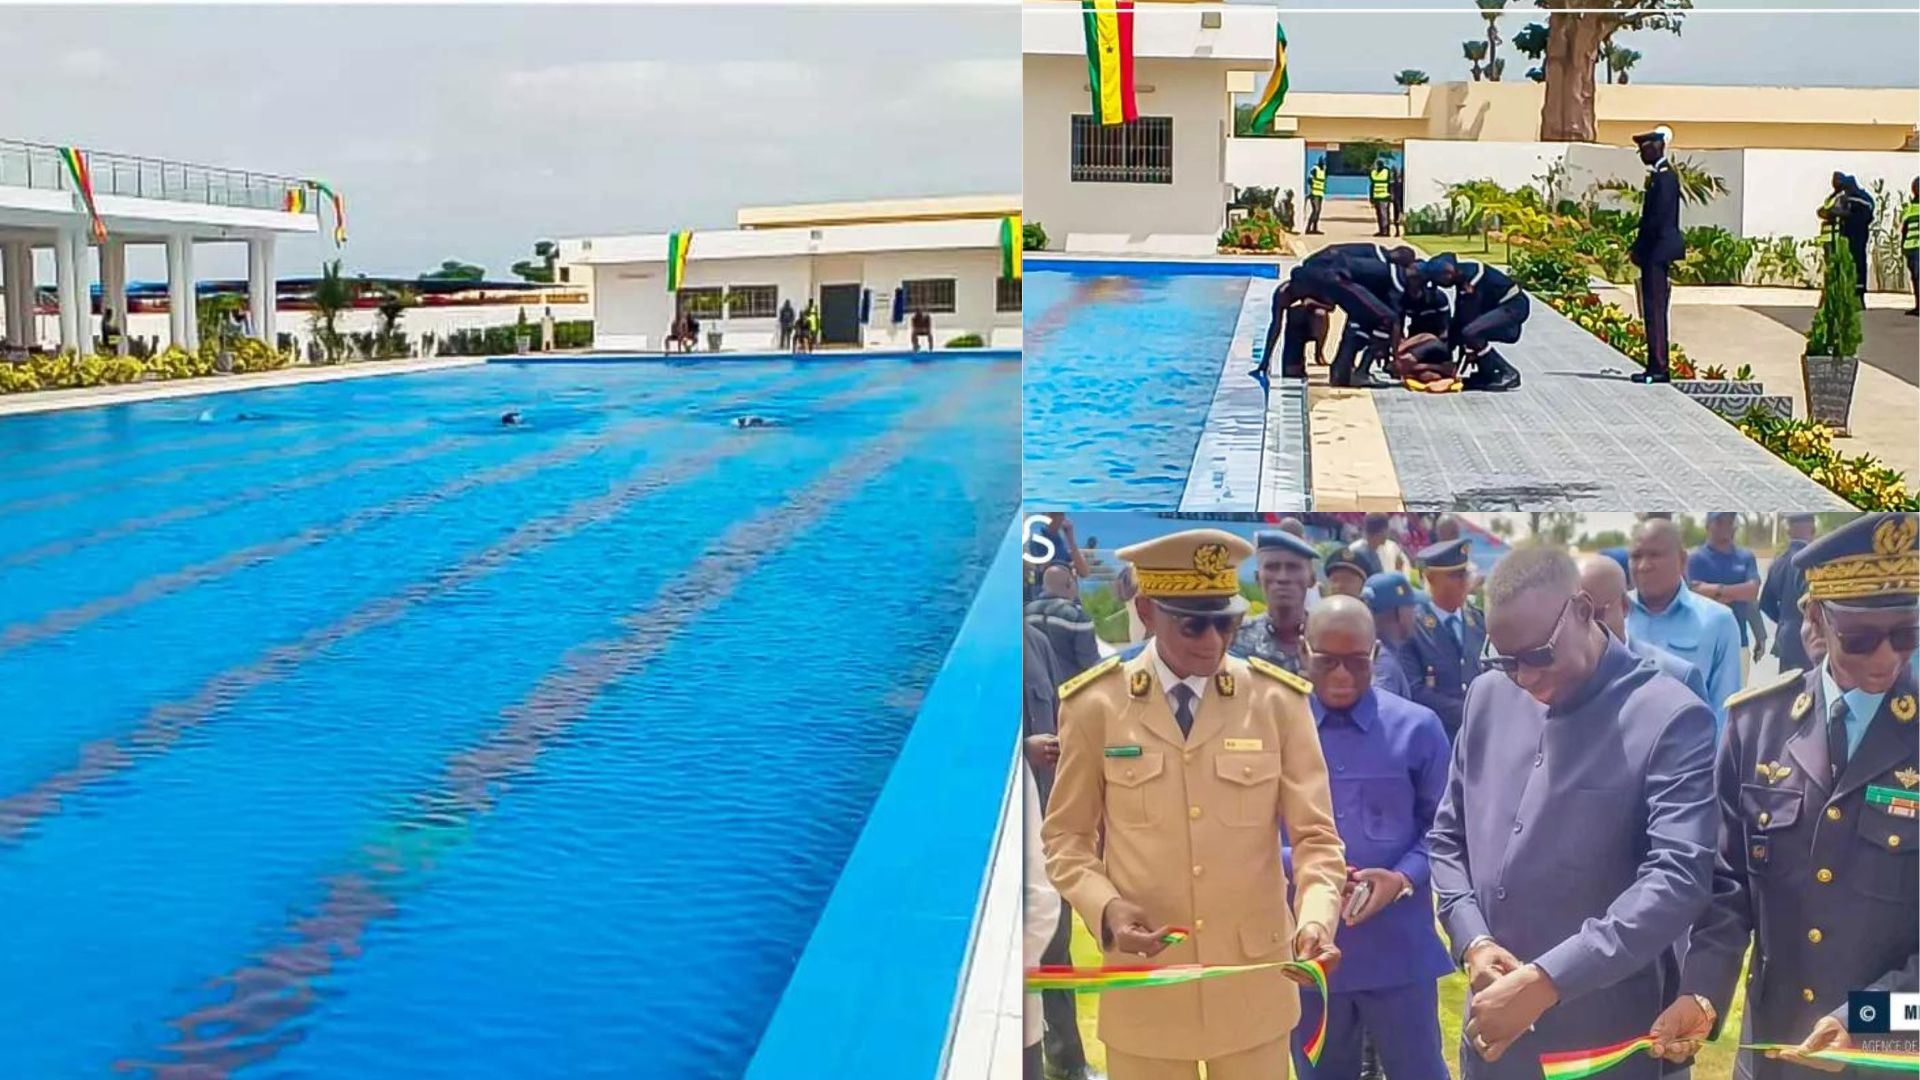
<box><xmin>54</xmin><ymin>228</ymin><xmax>83</xmax><ymax>353</ymax></box>
<box><xmin>0</xmin><ymin>241</ymin><xmax>30</xmax><ymax>349</ymax></box>
<box><xmin>166</xmin><ymin>234</ymin><xmax>198</xmax><ymax>351</ymax></box>
<box><xmin>247</xmin><ymin>235</ymin><xmax>276</xmax><ymax>345</ymax></box>
<box><xmin>101</xmin><ymin>238</ymin><xmax>128</xmax><ymax>354</ymax></box>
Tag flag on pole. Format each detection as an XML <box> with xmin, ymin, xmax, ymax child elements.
<box><xmin>1080</xmin><ymin>0</ymin><xmax>1137</xmax><ymax>126</ymax></box>
<box><xmin>667</xmin><ymin>231</ymin><xmax>693</xmax><ymax>292</ymax></box>
<box><xmin>1249</xmin><ymin>22</ymin><xmax>1291</xmax><ymax>133</ymax></box>
<box><xmin>1000</xmin><ymin>215</ymin><xmax>1023</xmax><ymax>280</ymax></box>
<box><xmin>283</xmin><ymin>186</ymin><xmax>307</xmax><ymax>213</ymax></box>
<box><xmin>58</xmin><ymin>147</ymin><xmax>107</xmax><ymax>242</ymax></box>
<box><xmin>303</xmin><ymin>180</ymin><xmax>348</xmax><ymax>246</ymax></box>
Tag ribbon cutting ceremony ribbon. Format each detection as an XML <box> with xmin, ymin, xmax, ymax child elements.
<box><xmin>1541</xmin><ymin>1036</ymin><xmax>1920</xmax><ymax>1078</ymax></box>
<box><xmin>1024</xmin><ymin>958</ymin><xmax>1331</xmax><ymax>1065</ymax></box>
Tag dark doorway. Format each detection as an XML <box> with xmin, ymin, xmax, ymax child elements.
<box><xmin>819</xmin><ymin>283</ymin><xmax>862</xmax><ymax>347</ymax></box>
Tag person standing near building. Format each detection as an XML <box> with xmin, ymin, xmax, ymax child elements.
<box><xmin>1630</xmin><ymin>126</ymin><xmax>1684</xmax><ymax>384</ymax></box>
<box><xmin>1291</xmin><ymin>596</ymin><xmax>1452</xmax><ymax>1080</ymax></box>
<box><xmin>1364</xmin><ymin>571</ymin><xmax>1420</xmax><ymax>701</ymax></box>
<box><xmin>1433</xmin><ymin>546</ymin><xmax>1717</xmax><ymax>1079</ymax></box>
<box><xmin>1902</xmin><ymin>176</ymin><xmax>1918</xmax><ymax>316</ymax></box>
<box><xmin>1399</xmin><ymin>538</ymin><xmax>1485</xmax><ymax>739</ymax></box>
<box><xmin>1390</xmin><ymin>165</ymin><xmax>1406</xmax><ymax>238</ymax></box>
<box><xmin>1307</xmin><ymin>158</ymin><xmax>1328</xmax><ymax>235</ymax></box>
<box><xmin>910</xmin><ymin>308</ymin><xmax>933</xmax><ymax>352</ymax></box>
<box><xmin>1649</xmin><ymin>512</ymin><xmax>1918</xmax><ymax>1079</ymax></box>
<box><xmin>1629</xmin><ymin>518</ymin><xmax>1742</xmax><ymax>727</ymax></box>
<box><xmin>540</xmin><ymin>306</ymin><xmax>557</xmax><ymax>352</ymax></box>
<box><xmin>1233</xmin><ymin>530</ymin><xmax>1317</xmax><ymax>675</ymax></box>
<box><xmin>1370</xmin><ymin>158</ymin><xmax>1394</xmax><ymax>237</ymax></box>
<box><xmin>1042</xmin><ymin>528</ymin><xmax>1346</xmax><ymax>1080</ymax></box>
<box><xmin>778</xmin><ymin>299</ymin><xmax>796</xmax><ymax>351</ymax></box>
<box><xmin>1760</xmin><ymin>513</ymin><xmax>1819</xmax><ymax>674</ymax></box>
<box><xmin>1689</xmin><ymin>512</ymin><xmax>1764</xmax><ymax>680</ymax></box>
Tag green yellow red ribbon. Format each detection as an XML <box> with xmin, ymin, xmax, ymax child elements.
<box><xmin>58</xmin><ymin>146</ymin><xmax>107</xmax><ymax>241</ymax></box>
<box><xmin>1025</xmin><ymin>957</ymin><xmax>1331</xmax><ymax>1064</ymax></box>
<box><xmin>302</xmin><ymin>179</ymin><xmax>347</xmax><ymax>246</ymax></box>
<box><xmin>1539</xmin><ymin>1036</ymin><xmax>1920</xmax><ymax>1078</ymax></box>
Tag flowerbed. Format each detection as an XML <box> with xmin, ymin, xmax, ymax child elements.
<box><xmin>0</xmin><ymin>338</ymin><xmax>291</xmax><ymax>395</ymax></box>
<box><xmin>1739</xmin><ymin>411</ymin><xmax>1916</xmax><ymax>511</ymax></box>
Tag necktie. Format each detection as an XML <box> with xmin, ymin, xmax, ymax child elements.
<box><xmin>1826</xmin><ymin>697</ymin><xmax>1850</xmax><ymax>780</ymax></box>
<box><xmin>1171</xmin><ymin>684</ymin><xmax>1196</xmax><ymax>739</ymax></box>
<box><xmin>1446</xmin><ymin>614</ymin><xmax>1463</xmax><ymax>649</ymax></box>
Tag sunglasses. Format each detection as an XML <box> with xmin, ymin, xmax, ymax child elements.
<box><xmin>1305</xmin><ymin>645</ymin><xmax>1377</xmax><ymax>677</ymax></box>
<box><xmin>1174</xmin><ymin>613</ymin><xmax>1243</xmax><ymax>639</ymax></box>
<box><xmin>1483</xmin><ymin>597</ymin><xmax>1574</xmax><ymax>674</ymax></box>
<box><xmin>1830</xmin><ymin>621</ymin><xmax>1920</xmax><ymax>656</ymax></box>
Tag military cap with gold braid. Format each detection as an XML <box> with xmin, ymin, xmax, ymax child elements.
<box><xmin>1793</xmin><ymin>512</ymin><xmax>1919</xmax><ymax>608</ymax></box>
<box><xmin>1115</xmin><ymin>527</ymin><xmax>1254</xmax><ymax>617</ymax></box>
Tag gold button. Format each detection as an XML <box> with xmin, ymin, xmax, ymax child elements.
<box><xmin>1816</xmin><ymin>868</ymin><xmax>1834</xmax><ymax>884</ymax></box>
<box><xmin>1194</xmin><ymin>918</ymin><xmax>1206</xmax><ymax>932</ymax></box>
<box><xmin>1243</xmin><ymin>765</ymin><xmax>1253</xmax><ymax>777</ymax></box>
<box><xmin>1189</xmin><ymin>805</ymin><xmax>1202</xmax><ymax>820</ymax></box>
<box><xmin>1758</xmin><ymin>812</ymin><xmax>1771</xmax><ymax>826</ymax></box>
<box><xmin>1807</xmin><ymin>928</ymin><xmax>1823</xmax><ymax>944</ymax></box>
<box><xmin>1126</xmin><ymin>769</ymin><xmax>1135</xmax><ymax>779</ymax></box>
<box><xmin>1192</xmin><ymin>864</ymin><xmax>1203</xmax><ymax>877</ymax></box>
<box><xmin>1827</xmin><ymin>806</ymin><xmax>1843</xmax><ymax>822</ymax></box>
<box><xmin>1891</xmin><ymin>835</ymin><xmax>1903</xmax><ymax>848</ymax></box>
<box><xmin>1803</xmin><ymin>988</ymin><xmax>1816</xmax><ymax>1003</ymax></box>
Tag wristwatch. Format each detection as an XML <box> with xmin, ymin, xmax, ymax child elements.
<box><xmin>1691</xmin><ymin>994</ymin><xmax>1718</xmax><ymax>1030</ymax></box>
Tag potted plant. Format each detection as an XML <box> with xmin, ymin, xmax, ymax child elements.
<box><xmin>1801</xmin><ymin>242</ymin><xmax>1863</xmax><ymax>436</ymax></box>
<box><xmin>514</xmin><ymin>308</ymin><xmax>532</xmax><ymax>355</ymax></box>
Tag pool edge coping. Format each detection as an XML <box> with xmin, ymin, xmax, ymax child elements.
<box><xmin>0</xmin><ymin>357</ymin><xmax>487</xmax><ymax>418</ymax></box>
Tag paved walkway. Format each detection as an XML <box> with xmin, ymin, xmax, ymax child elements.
<box><xmin>0</xmin><ymin>356</ymin><xmax>484</xmax><ymax>418</ymax></box>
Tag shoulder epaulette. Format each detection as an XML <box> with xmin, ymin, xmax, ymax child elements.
<box><xmin>1725</xmin><ymin>668</ymin><xmax>1804</xmax><ymax>710</ymax></box>
<box><xmin>1058</xmin><ymin>655</ymin><xmax>1121</xmax><ymax>701</ymax></box>
<box><xmin>1247</xmin><ymin>656</ymin><xmax>1312</xmax><ymax>694</ymax></box>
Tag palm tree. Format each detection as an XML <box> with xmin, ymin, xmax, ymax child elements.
<box><xmin>1606</xmin><ymin>45</ymin><xmax>1642</xmax><ymax>84</ymax></box>
<box><xmin>374</xmin><ymin>284</ymin><xmax>418</xmax><ymax>358</ymax></box>
<box><xmin>1477</xmin><ymin>0</ymin><xmax>1510</xmax><ymax>82</ymax></box>
<box><xmin>310</xmin><ymin>259</ymin><xmax>356</xmax><ymax>363</ymax></box>
<box><xmin>1463</xmin><ymin>40</ymin><xmax>1488</xmax><ymax>81</ymax></box>
<box><xmin>1394</xmin><ymin>69</ymin><xmax>1431</xmax><ymax>87</ymax></box>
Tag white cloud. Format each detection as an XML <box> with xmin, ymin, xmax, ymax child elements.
<box><xmin>923</xmin><ymin>58</ymin><xmax>1020</xmax><ymax>100</ymax></box>
<box><xmin>57</xmin><ymin>48</ymin><xmax>109</xmax><ymax>77</ymax></box>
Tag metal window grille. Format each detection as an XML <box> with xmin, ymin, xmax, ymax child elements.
<box><xmin>903</xmin><ymin>278</ymin><xmax>957</xmax><ymax>315</ymax></box>
<box><xmin>676</xmin><ymin>287</ymin><xmax>724</xmax><ymax>320</ymax></box>
<box><xmin>1070</xmin><ymin>115</ymin><xmax>1173</xmax><ymax>185</ymax></box>
<box><xmin>727</xmin><ymin>285</ymin><xmax>778</xmax><ymax>319</ymax></box>
<box><xmin>996</xmin><ymin>277</ymin><xmax>1022</xmax><ymax>313</ymax></box>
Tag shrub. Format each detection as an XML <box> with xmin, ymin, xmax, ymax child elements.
<box><xmin>1751</xmin><ymin>236</ymin><xmax>1815</xmax><ymax>288</ymax></box>
<box><xmin>1740</xmin><ymin>410</ymin><xmax>1916</xmax><ymax>511</ymax></box>
<box><xmin>1508</xmin><ymin>244</ymin><xmax>1589</xmax><ymax>298</ymax></box>
<box><xmin>944</xmin><ymin>333</ymin><xmax>985</xmax><ymax>348</ymax></box>
<box><xmin>1023</xmin><ymin>221</ymin><xmax>1048</xmax><ymax>251</ymax></box>
<box><xmin>1404</xmin><ymin>205</ymin><xmax>1449</xmax><ymax>235</ymax></box>
<box><xmin>1673</xmin><ymin>226</ymin><xmax>1757</xmax><ymax>286</ymax></box>
<box><xmin>1806</xmin><ymin>242</ymin><xmax>1863</xmax><ymax>358</ymax></box>
<box><xmin>1219</xmin><ymin>210</ymin><xmax>1289</xmax><ymax>252</ymax></box>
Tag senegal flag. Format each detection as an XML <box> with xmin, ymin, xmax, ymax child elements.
<box><xmin>666</xmin><ymin>230</ymin><xmax>693</xmax><ymax>292</ymax></box>
<box><xmin>58</xmin><ymin>146</ymin><xmax>107</xmax><ymax>242</ymax></box>
<box><xmin>1000</xmin><ymin>215</ymin><xmax>1022</xmax><ymax>280</ymax></box>
<box><xmin>1249</xmin><ymin>22</ymin><xmax>1291</xmax><ymax>133</ymax></box>
<box><xmin>1080</xmin><ymin>0</ymin><xmax>1137</xmax><ymax>126</ymax></box>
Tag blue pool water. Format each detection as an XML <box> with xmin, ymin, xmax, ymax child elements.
<box><xmin>1022</xmin><ymin>266</ymin><xmax>1256</xmax><ymax>509</ymax></box>
<box><xmin>0</xmin><ymin>355</ymin><xmax>1017</xmax><ymax>1078</ymax></box>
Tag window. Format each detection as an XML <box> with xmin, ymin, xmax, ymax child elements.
<box><xmin>996</xmin><ymin>276</ymin><xmax>1022</xmax><ymax>313</ymax></box>
<box><xmin>558</xmin><ymin>267</ymin><xmax>571</xmax><ymax>283</ymax></box>
<box><xmin>727</xmin><ymin>285</ymin><xmax>778</xmax><ymax>319</ymax></box>
<box><xmin>902</xmin><ymin>278</ymin><xmax>957</xmax><ymax>315</ymax></box>
<box><xmin>676</xmin><ymin>287</ymin><xmax>724</xmax><ymax>320</ymax></box>
<box><xmin>1070</xmin><ymin>115</ymin><xmax>1173</xmax><ymax>185</ymax></box>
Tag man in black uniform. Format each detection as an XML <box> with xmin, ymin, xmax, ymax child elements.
<box><xmin>1257</xmin><ymin>244</ymin><xmax>1422</xmax><ymax>385</ymax></box>
<box><xmin>1421</xmin><ymin>254</ymin><xmax>1526</xmax><ymax>393</ymax></box>
<box><xmin>1759</xmin><ymin>513</ymin><xmax>1819</xmax><ymax>675</ymax></box>
<box><xmin>1631</xmin><ymin>125</ymin><xmax>1685</xmax><ymax>385</ymax></box>
<box><xmin>1649</xmin><ymin>512</ymin><xmax>1919</xmax><ymax>1078</ymax></box>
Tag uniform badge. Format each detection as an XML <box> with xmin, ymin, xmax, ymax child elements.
<box><xmin>1895</xmin><ymin>767</ymin><xmax>1919</xmax><ymax>790</ymax></box>
<box><xmin>1792</xmin><ymin>693</ymin><xmax>1813</xmax><ymax>721</ymax></box>
<box><xmin>1749</xmin><ymin>836</ymin><xmax>1771</xmax><ymax>866</ymax></box>
<box><xmin>1104</xmin><ymin>745</ymin><xmax>1144</xmax><ymax>758</ymax></box>
<box><xmin>1757</xmin><ymin>762</ymin><xmax>1793</xmax><ymax>784</ymax></box>
<box><xmin>1215</xmin><ymin>672</ymin><xmax>1235</xmax><ymax>697</ymax></box>
<box><xmin>1420</xmin><ymin>613</ymin><xmax>1438</xmax><ymax>629</ymax></box>
<box><xmin>1129</xmin><ymin>670</ymin><xmax>1151</xmax><ymax>698</ymax></box>
<box><xmin>1223</xmin><ymin>738</ymin><xmax>1265</xmax><ymax>752</ymax></box>
<box><xmin>1893</xmin><ymin>695</ymin><xmax>1917</xmax><ymax>723</ymax></box>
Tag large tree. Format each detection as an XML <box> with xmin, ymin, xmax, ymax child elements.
<box><xmin>1478</xmin><ymin>0</ymin><xmax>1510</xmax><ymax>82</ymax></box>
<box><xmin>1537</xmin><ymin>0</ymin><xmax>1690</xmax><ymax>142</ymax></box>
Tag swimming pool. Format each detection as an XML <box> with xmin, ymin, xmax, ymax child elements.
<box><xmin>0</xmin><ymin>354</ymin><xmax>1018</xmax><ymax>1078</ymax></box>
<box><xmin>1022</xmin><ymin>262</ymin><xmax>1269</xmax><ymax>509</ymax></box>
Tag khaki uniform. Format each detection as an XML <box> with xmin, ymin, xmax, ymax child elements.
<box><xmin>1042</xmin><ymin>648</ymin><xmax>1346</xmax><ymax>1072</ymax></box>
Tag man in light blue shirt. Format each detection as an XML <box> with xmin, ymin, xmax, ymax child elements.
<box><xmin>1579</xmin><ymin>553</ymin><xmax>1710</xmax><ymax>705</ymax></box>
<box><xmin>1627</xmin><ymin>518</ymin><xmax>1742</xmax><ymax>727</ymax></box>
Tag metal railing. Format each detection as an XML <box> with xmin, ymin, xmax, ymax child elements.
<box><xmin>0</xmin><ymin>138</ymin><xmax>315</xmax><ymax>215</ymax></box>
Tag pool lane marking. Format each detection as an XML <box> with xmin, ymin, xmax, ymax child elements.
<box><xmin>0</xmin><ymin>366</ymin><xmax>845</xmax><ymax>656</ymax></box>
<box><xmin>2</xmin><ymin>423</ymin><xmax>311</xmax><ymax>485</ymax></box>
<box><xmin>0</xmin><ymin>417</ymin><xmax>442</xmax><ymax>518</ymax></box>
<box><xmin>111</xmin><ymin>366</ymin><xmax>1003</xmax><ymax>1079</ymax></box>
<box><xmin>0</xmin><ymin>366</ymin><xmax>922</xmax><ymax>847</ymax></box>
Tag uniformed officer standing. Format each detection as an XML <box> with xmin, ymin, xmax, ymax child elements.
<box><xmin>1631</xmin><ymin>125</ymin><xmax>1685</xmax><ymax>384</ymax></box>
<box><xmin>1233</xmin><ymin>530</ymin><xmax>1318</xmax><ymax>675</ymax></box>
<box><xmin>1650</xmin><ymin>512</ymin><xmax>1920</xmax><ymax>1079</ymax></box>
<box><xmin>1370</xmin><ymin>158</ymin><xmax>1394</xmax><ymax>237</ymax></box>
<box><xmin>1043</xmin><ymin>528</ymin><xmax>1347</xmax><ymax>1080</ymax></box>
<box><xmin>1901</xmin><ymin>177</ymin><xmax>1918</xmax><ymax>317</ymax></box>
<box><xmin>1363</xmin><ymin>571</ymin><xmax>1419</xmax><ymax>701</ymax></box>
<box><xmin>1398</xmin><ymin>539</ymin><xmax>1486</xmax><ymax>739</ymax></box>
<box><xmin>1307</xmin><ymin>158</ymin><xmax>1329</xmax><ymax>235</ymax></box>
<box><xmin>1760</xmin><ymin>513</ymin><xmax>1820</xmax><ymax>674</ymax></box>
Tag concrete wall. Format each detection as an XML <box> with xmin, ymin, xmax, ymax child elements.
<box><xmin>1024</xmin><ymin>54</ymin><xmax>1237</xmax><ymax>254</ymax></box>
<box><xmin>1224</xmin><ymin>137</ymin><xmax>1306</xmax><ymax>221</ymax></box>
<box><xmin>1401</xmin><ymin>139</ymin><xmax>1573</xmax><ymax>213</ymax></box>
<box><xmin>591</xmin><ymin>249</ymin><xmax>1016</xmax><ymax>353</ymax></box>
<box><xmin>1739</xmin><ymin>148</ymin><xmax>1918</xmax><ymax>241</ymax></box>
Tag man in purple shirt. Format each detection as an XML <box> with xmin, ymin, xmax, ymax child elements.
<box><xmin>1292</xmin><ymin>596</ymin><xmax>1453</xmax><ymax>1080</ymax></box>
<box><xmin>1431</xmin><ymin>546</ymin><xmax>1717</xmax><ymax>1078</ymax></box>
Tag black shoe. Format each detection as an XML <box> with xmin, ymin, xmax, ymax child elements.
<box><xmin>1044</xmin><ymin>1060</ymin><xmax>1092</xmax><ymax>1080</ymax></box>
<box><xmin>1905</xmin><ymin>307</ymin><xmax>1918</xmax><ymax>316</ymax></box>
<box><xmin>1630</xmin><ymin>371</ymin><xmax>1671</xmax><ymax>384</ymax></box>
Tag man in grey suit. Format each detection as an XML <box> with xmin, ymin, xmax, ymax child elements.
<box><xmin>1631</xmin><ymin>125</ymin><xmax>1685</xmax><ymax>385</ymax></box>
<box><xmin>1430</xmin><ymin>545</ymin><xmax>1718</xmax><ymax>1078</ymax></box>
<box><xmin>1026</xmin><ymin>564</ymin><xmax>1103</xmax><ymax>680</ymax></box>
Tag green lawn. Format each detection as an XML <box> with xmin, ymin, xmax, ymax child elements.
<box><xmin>1062</xmin><ymin>912</ymin><xmax>1746</xmax><ymax>1077</ymax></box>
<box><xmin>1408</xmin><ymin>232</ymin><xmax>1514</xmax><ymax>268</ymax></box>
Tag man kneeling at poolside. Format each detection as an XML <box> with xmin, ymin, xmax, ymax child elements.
<box><xmin>1421</xmin><ymin>254</ymin><xmax>1526</xmax><ymax>393</ymax></box>
<box><xmin>1258</xmin><ymin>246</ymin><xmax>1423</xmax><ymax>386</ymax></box>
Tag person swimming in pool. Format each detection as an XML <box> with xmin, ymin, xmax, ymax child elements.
<box><xmin>501</xmin><ymin>411</ymin><xmax>524</xmax><ymax>427</ymax></box>
<box><xmin>732</xmin><ymin>415</ymin><xmax>771</xmax><ymax>428</ymax></box>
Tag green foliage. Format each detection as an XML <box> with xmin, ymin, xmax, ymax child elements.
<box><xmin>510</xmin><ymin>239</ymin><xmax>558</xmax><ymax>284</ymax></box>
<box><xmin>1219</xmin><ymin>212</ymin><xmax>1289</xmax><ymax>252</ymax></box>
<box><xmin>1868</xmin><ymin>180</ymin><xmax>1914</xmax><ymax>293</ymax></box>
<box><xmin>1023</xmin><ymin>220</ymin><xmax>1049</xmax><ymax>251</ymax></box>
<box><xmin>310</xmin><ymin>259</ymin><xmax>356</xmax><ymax>363</ymax></box>
<box><xmin>1591</xmin><ymin>158</ymin><xmax>1728</xmax><ymax>212</ymax></box>
<box><xmin>1508</xmin><ymin>245</ymin><xmax>1589</xmax><ymax>297</ymax></box>
<box><xmin>1806</xmin><ymin>243</ymin><xmax>1863</xmax><ymax>358</ymax></box>
<box><xmin>1394</xmin><ymin>69</ymin><xmax>1430</xmax><ymax>86</ymax></box>
<box><xmin>436</xmin><ymin>320</ymin><xmax>593</xmax><ymax>356</ymax></box>
<box><xmin>944</xmin><ymin>333</ymin><xmax>985</xmax><ymax>348</ymax></box>
<box><xmin>1512</xmin><ymin>22</ymin><xmax>1549</xmax><ymax>59</ymax></box>
<box><xmin>0</xmin><ymin>339</ymin><xmax>293</xmax><ymax>395</ymax></box>
<box><xmin>420</xmin><ymin>259</ymin><xmax>485</xmax><ymax>282</ymax></box>
<box><xmin>1403</xmin><ymin>205</ymin><xmax>1451</xmax><ymax>235</ymax></box>
<box><xmin>1751</xmin><ymin>235</ymin><xmax>1816</xmax><ymax>288</ymax></box>
<box><xmin>1740</xmin><ymin>409</ymin><xmax>1915</xmax><ymax>510</ymax></box>
<box><xmin>1672</xmin><ymin>226</ymin><xmax>1757</xmax><ymax>286</ymax></box>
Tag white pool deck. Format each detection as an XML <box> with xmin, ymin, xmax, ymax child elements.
<box><xmin>941</xmin><ymin>757</ymin><xmax>1026</xmax><ymax>1079</ymax></box>
<box><xmin>0</xmin><ymin>356</ymin><xmax>485</xmax><ymax>418</ymax></box>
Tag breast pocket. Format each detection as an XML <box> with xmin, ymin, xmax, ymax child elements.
<box><xmin>1104</xmin><ymin>753</ymin><xmax>1165</xmax><ymax>830</ymax></box>
<box><xmin>1359</xmin><ymin>777</ymin><xmax>1414</xmax><ymax>844</ymax></box>
<box><xmin>1740</xmin><ymin>783</ymin><xmax>1802</xmax><ymax>876</ymax></box>
<box><xmin>1215</xmin><ymin>753</ymin><xmax>1283</xmax><ymax>828</ymax></box>
<box><xmin>1661</xmin><ymin>635</ymin><xmax>1702</xmax><ymax>661</ymax></box>
<box><xmin>1852</xmin><ymin>799</ymin><xmax>1918</xmax><ymax>904</ymax></box>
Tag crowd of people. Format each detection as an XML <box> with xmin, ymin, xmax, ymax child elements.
<box><xmin>1022</xmin><ymin>511</ymin><xmax>1918</xmax><ymax>1080</ymax></box>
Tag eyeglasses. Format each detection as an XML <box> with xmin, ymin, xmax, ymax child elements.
<box><xmin>1828</xmin><ymin>619</ymin><xmax>1920</xmax><ymax>657</ymax></box>
<box><xmin>1169</xmin><ymin>612</ymin><xmax>1242</xmax><ymax>639</ymax></box>
<box><xmin>1305</xmin><ymin>645</ymin><xmax>1377</xmax><ymax>676</ymax></box>
<box><xmin>1483</xmin><ymin>597</ymin><xmax>1574</xmax><ymax>674</ymax></box>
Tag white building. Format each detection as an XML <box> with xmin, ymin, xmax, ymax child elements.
<box><xmin>1024</xmin><ymin>3</ymin><xmax>1281</xmax><ymax>255</ymax></box>
<box><xmin>558</xmin><ymin>195</ymin><xmax>1023</xmax><ymax>353</ymax></box>
<box><xmin>0</xmin><ymin>137</ymin><xmax>318</xmax><ymax>354</ymax></box>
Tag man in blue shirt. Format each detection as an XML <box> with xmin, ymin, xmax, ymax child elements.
<box><xmin>1293</xmin><ymin>595</ymin><xmax>1453</xmax><ymax>1080</ymax></box>
<box><xmin>1628</xmin><ymin>517</ymin><xmax>1743</xmax><ymax>727</ymax></box>
<box><xmin>1579</xmin><ymin>553</ymin><xmax>1710</xmax><ymax>705</ymax></box>
<box><xmin>1688</xmin><ymin>512</ymin><xmax>1764</xmax><ymax>677</ymax></box>
<box><xmin>1363</xmin><ymin>571</ymin><xmax>1419</xmax><ymax>701</ymax></box>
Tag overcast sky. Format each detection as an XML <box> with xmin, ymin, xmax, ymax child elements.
<box><xmin>0</xmin><ymin>5</ymin><xmax>1020</xmax><ymax>282</ymax></box>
